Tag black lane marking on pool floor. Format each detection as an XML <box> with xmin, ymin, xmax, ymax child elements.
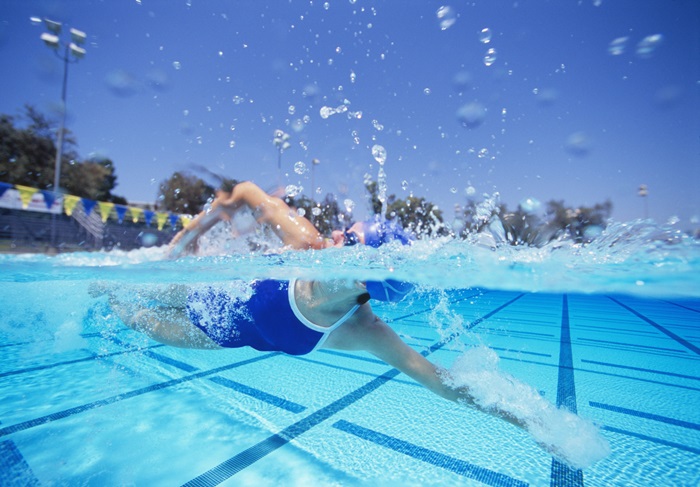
<box><xmin>332</xmin><ymin>420</ymin><xmax>528</xmax><ymax>487</ymax></box>
<box><xmin>609</xmin><ymin>297</ymin><xmax>700</xmax><ymax>356</ymax></box>
<box><xmin>580</xmin><ymin>359</ymin><xmax>700</xmax><ymax>381</ymax></box>
<box><xmin>0</xmin><ymin>420</ymin><xmax>40</xmax><ymax>487</ymax></box>
<box><xmin>589</xmin><ymin>402</ymin><xmax>700</xmax><ymax>431</ymax></box>
<box><xmin>601</xmin><ymin>425</ymin><xmax>700</xmax><ymax>456</ymax></box>
<box><xmin>0</xmin><ymin>353</ymin><xmax>277</xmax><ymax>438</ymax></box>
<box><xmin>0</xmin><ymin>343</ymin><xmax>167</xmax><ymax>379</ymax></box>
<box><xmin>180</xmin><ymin>293</ymin><xmax>525</xmax><ymax>487</ymax></box>
<box><xmin>662</xmin><ymin>300</ymin><xmax>700</xmax><ymax>314</ymax></box>
<box><xmin>550</xmin><ymin>294</ymin><xmax>584</xmax><ymax>487</ymax></box>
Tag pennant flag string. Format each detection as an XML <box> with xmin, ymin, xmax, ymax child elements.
<box><xmin>1</xmin><ymin>181</ymin><xmax>188</xmax><ymax>230</ymax></box>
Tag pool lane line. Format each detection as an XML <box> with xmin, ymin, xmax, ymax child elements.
<box><xmin>580</xmin><ymin>359</ymin><xmax>700</xmax><ymax>381</ymax></box>
<box><xmin>600</xmin><ymin>425</ymin><xmax>700</xmax><ymax>456</ymax></box>
<box><xmin>608</xmin><ymin>296</ymin><xmax>700</xmax><ymax>356</ymax></box>
<box><xmin>0</xmin><ymin>353</ymin><xmax>278</xmax><ymax>439</ymax></box>
<box><xmin>0</xmin><ymin>343</ymin><xmax>167</xmax><ymax>379</ymax></box>
<box><xmin>180</xmin><ymin>293</ymin><xmax>526</xmax><ymax>487</ymax></box>
<box><xmin>550</xmin><ymin>294</ymin><xmax>584</xmax><ymax>487</ymax></box>
<box><xmin>589</xmin><ymin>402</ymin><xmax>700</xmax><ymax>431</ymax></box>
<box><xmin>0</xmin><ymin>420</ymin><xmax>40</xmax><ymax>487</ymax></box>
<box><xmin>577</xmin><ymin>337</ymin><xmax>689</xmax><ymax>354</ymax></box>
<box><xmin>661</xmin><ymin>299</ymin><xmax>700</xmax><ymax>314</ymax></box>
<box><xmin>498</xmin><ymin>356</ymin><xmax>700</xmax><ymax>393</ymax></box>
<box><xmin>332</xmin><ymin>420</ymin><xmax>528</xmax><ymax>487</ymax></box>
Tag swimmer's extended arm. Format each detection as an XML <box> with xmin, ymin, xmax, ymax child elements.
<box><xmin>323</xmin><ymin>307</ymin><xmax>527</xmax><ymax>430</ymax></box>
<box><xmin>168</xmin><ymin>205</ymin><xmax>226</xmax><ymax>258</ymax></box>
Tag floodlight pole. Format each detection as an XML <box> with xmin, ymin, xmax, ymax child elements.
<box><xmin>53</xmin><ymin>43</ymin><xmax>70</xmax><ymax>196</ymax></box>
<box><xmin>41</xmin><ymin>19</ymin><xmax>87</xmax><ymax>248</ymax></box>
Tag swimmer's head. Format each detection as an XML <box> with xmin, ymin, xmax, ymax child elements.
<box><xmin>359</xmin><ymin>217</ymin><xmax>413</xmax><ymax>248</ymax></box>
<box><xmin>332</xmin><ymin>218</ymin><xmax>412</xmax><ymax>248</ymax></box>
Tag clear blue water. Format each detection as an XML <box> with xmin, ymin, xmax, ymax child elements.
<box><xmin>1</xmin><ymin>221</ymin><xmax>699</xmax><ymax>486</ymax></box>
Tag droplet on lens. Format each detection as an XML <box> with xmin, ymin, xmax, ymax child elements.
<box><xmin>456</xmin><ymin>102</ymin><xmax>486</xmax><ymax>129</ymax></box>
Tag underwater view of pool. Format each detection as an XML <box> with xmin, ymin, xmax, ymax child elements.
<box><xmin>1</xmin><ymin>223</ymin><xmax>698</xmax><ymax>486</ymax></box>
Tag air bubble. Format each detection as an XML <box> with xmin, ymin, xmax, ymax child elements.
<box><xmin>483</xmin><ymin>48</ymin><xmax>497</xmax><ymax>66</ymax></box>
<box><xmin>285</xmin><ymin>185</ymin><xmax>302</xmax><ymax>197</ymax></box>
<box><xmin>294</xmin><ymin>161</ymin><xmax>307</xmax><ymax>175</ymax></box>
<box><xmin>520</xmin><ymin>197</ymin><xmax>541</xmax><ymax>214</ymax></box>
<box><xmin>371</xmin><ymin>145</ymin><xmax>387</xmax><ymax>165</ymax></box>
<box><xmin>636</xmin><ymin>34</ymin><xmax>663</xmax><ymax>58</ymax></box>
<box><xmin>456</xmin><ymin>102</ymin><xmax>486</xmax><ymax>129</ymax></box>
<box><xmin>436</xmin><ymin>6</ymin><xmax>456</xmax><ymax>30</ymax></box>
<box><xmin>401</xmin><ymin>180</ymin><xmax>409</xmax><ymax>191</ymax></box>
<box><xmin>479</xmin><ymin>28</ymin><xmax>492</xmax><ymax>44</ymax></box>
<box><xmin>172</xmin><ymin>61</ymin><xmax>182</xmax><ymax>70</ymax></box>
<box><xmin>478</xmin><ymin>148</ymin><xmax>488</xmax><ymax>158</ymax></box>
<box><xmin>424</xmin><ymin>88</ymin><xmax>431</xmax><ymax>95</ymax></box>
<box><xmin>288</xmin><ymin>105</ymin><xmax>296</xmax><ymax>115</ymax></box>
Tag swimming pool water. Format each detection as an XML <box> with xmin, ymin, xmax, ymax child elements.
<box><xmin>1</xmin><ymin>234</ymin><xmax>699</xmax><ymax>486</ymax></box>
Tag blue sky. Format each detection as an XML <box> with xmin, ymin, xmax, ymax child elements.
<box><xmin>1</xmin><ymin>0</ymin><xmax>698</xmax><ymax>228</ymax></box>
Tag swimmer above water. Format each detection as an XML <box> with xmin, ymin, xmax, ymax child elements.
<box><xmin>90</xmin><ymin>273</ymin><xmax>610</xmax><ymax>469</ymax></box>
<box><xmin>167</xmin><ymin>180</ymin><xmax>411</xmax><ymax>258</ymax></box>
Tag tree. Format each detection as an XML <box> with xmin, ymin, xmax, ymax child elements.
<box><xmin>284</xmin><ymin>193</ymin><xmax>351</xmax><ymax>235</ymax></box>
<box><xmin>158</xmin><ymin>172</ymin><xmax>215</xmax><ymax>213</ymax></box>
<box><xmin>0</xmin><ymin>105</ymin><xmax>121</xmax><ymax>201</ymax></box>
<box><xmin>364</xmin><ymin>180</ymin><xmax>446</xmax><ymax>237</ymax></box>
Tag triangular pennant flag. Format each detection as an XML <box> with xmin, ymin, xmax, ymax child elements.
<box><xmin>98</xmin><ymin>201</ymin><xmax>115</xmax><ymax>223</ymax></box>
<box><xmin>180</xmin><ymin>215</ymin><xmax>192</xmax><ymax>228</ymax></box>
<box><xmin>115</xmin><ymin>205</ymin><xmax>128</xmax><ymax>223</ymax></box>
<box><xmin>156</xmin><ymin>212</ymin><xmax>168</xmax><ymax>230</ymax></box>
<box><xmin>40</xmin><ymin>190</ymin><xmax>56</xmax><ymax>210</ymax></box>
<box><xmin>169</xmin><ymin>213</ymin><xmax>179</xmax><ymax>228</ymax></box>
<box><xmin>81</xmin><ymin>198</ymin><xmax>97</xmax><ymax>216</ymax></box>
<box><xmin>63</xmin><ymin>195</ymin><xmax>80</xmax><ymax>216</ymax></box>
<box><xmin>15</xmin><ymin>185</ymin><xmax>38</xmax><ymax>209</ymax></box>
<box><xmin>129</xmin><ymin>207</ymin><xmax>143</xmax><ymax>223</ymax></box>
<box><xmin>0</xmin><ymin>182</ymin><xmax>12</xmax><ymax>199</ymax></box>
<box><xmin>144</xmin><ymin>210</ymin><xmax>154</xmax><ymax>226</ymax></box>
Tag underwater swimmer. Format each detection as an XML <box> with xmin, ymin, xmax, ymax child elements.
<box><xmin>168</xmin><ymin>180</ymin><xmax>412</xmax><ymax>258</ymax></box>
<box><xmin>90</xmin><ymin>277</ymin><xmax>609</xmax><ymax>469</ymax></box>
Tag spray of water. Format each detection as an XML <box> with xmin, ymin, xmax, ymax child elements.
<box><xmin>443</xmin><ymin>346</ymin><xmax>610</xmax><ymax>469</ymax></box>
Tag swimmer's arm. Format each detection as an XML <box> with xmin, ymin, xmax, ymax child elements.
<box><xmin>168</xmin><ymin>205</ymin><xmax>226</xmax><ymax>258</ymax></box>
<box><xmin>324</xmin><ymin>307</ymin><xmax>527</xmax><ymax>430</ymax></box>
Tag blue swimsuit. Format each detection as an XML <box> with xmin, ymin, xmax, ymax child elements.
<box><xmin>186</xmin><ymin>279</ymin><xmax>359</xmax><ymax>355</ymax></box>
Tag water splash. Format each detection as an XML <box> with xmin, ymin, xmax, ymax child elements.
<box><xmin>444</xmin><ymin>346</ymin><xmax>611</xmax><ymax>469</ymax></box>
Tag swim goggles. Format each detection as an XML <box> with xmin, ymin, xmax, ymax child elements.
<box><xmin>343</xmin><ymin>229</ymin><xmax>360</xmax><ymax>246</ymax></box>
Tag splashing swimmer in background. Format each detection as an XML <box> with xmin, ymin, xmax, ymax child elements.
<box><xmin>167</xmin><ymin>180</ymin><xmax>411</xmax><ymax>258</ymax></box>
<box><xmin>98</xmin><ymin>180</ymin><xmax>609</xmax><ymax>469</ymax></box>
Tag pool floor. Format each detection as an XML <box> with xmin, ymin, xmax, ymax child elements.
<box><xmin>1</xmin><ymin>290</ymin><xmax>699</xmax><ymax>486</ymax></box>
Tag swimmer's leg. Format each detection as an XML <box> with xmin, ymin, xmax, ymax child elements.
<box><xmin>109</xmin><ymin>296</ymin><xmax>219</xmax><ymax>349</ymax></box>
<box><xmin>89</xmin><ymin>282</ymin><xmax>189</xmax><ymax>308</ymax></box>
